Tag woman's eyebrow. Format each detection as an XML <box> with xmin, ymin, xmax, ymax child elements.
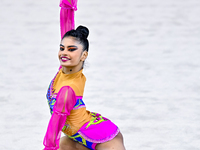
<box><xmin>59</xmin><ymin>44</ymin><xmax>77</xmax><ymax>48</ymax></box>
<box><xmin>67</xmin><ymin>45</ymin><xmax>78</xmax><ymax>48</ymax></box>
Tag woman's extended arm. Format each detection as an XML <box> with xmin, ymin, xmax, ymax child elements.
<box><xmin>59</xmin><ymin>0</ymin><xmax>78</xmax><ymax>38</ymax></box>
<box><xmin>43</xmin><ymin>86</ymin><xmax>77</xmax><ymax>150</ymax></box>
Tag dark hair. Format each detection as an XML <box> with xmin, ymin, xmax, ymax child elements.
<box><xmin>62</xmin><ymin>25</ymin><xmax>89</xmax><ymax>52</ymax></box>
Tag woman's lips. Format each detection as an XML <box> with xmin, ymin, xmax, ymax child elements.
<box><xmin>61</xmin><ymin>56</ymin><xmax>70</xmax><ymax>62</ymax></box>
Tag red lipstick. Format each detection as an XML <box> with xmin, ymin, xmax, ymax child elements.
<box><xmin>61</xmin><ymin>56</ymin><xmax>70</xmax><ymax>62</ymax></box>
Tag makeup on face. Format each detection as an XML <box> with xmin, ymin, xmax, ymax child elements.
<box><xmin>59</xmin><ymin>44</ymin><xmax>78</xmax><ymax>52</ymax></box>
<box><xmin>58</xmin><ymin>37</ymin><xmax>85</xmax><ymax>74</ymax></box>
<box><xmin>60</xmin><ymin>56</ymin><xmax>70</xmax><ymax>62</ymax></box>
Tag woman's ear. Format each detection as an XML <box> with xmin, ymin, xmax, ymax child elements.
<box><xmin>81</xmin><ymin>51</ymin><xmax>88</xmax><ymax>61</ymax></box>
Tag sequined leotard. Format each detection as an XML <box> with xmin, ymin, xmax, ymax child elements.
<box><xmin>44</xmin><ymin>68</ymin><xmax>119</xmax><ymax>150</ymax></box>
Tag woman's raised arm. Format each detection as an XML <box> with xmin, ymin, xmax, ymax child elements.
<box><xmin>59</xmin><ymin>0</ymin><xmax>78</xmax><ymax>38</ymax></box>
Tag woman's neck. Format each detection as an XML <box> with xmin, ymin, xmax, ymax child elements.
<box><xmin>61</xmin><ymin>66</ymin><xmax>83</xmax><ymax>74</ymax></box>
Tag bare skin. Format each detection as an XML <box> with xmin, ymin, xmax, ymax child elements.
<box><xmin>95</xmin><ymin>132</ymin><xmax>125</xmax><ymax>150</ymax></box>
<box><xmin>59</xmin><ymin>36</ymin><xmax>88</xmax><ymax>74</ymax></box>
<box><xmin>58</xmin><ymin>132</ymin><xmax>126</xmax><ymax>150</ymax></box>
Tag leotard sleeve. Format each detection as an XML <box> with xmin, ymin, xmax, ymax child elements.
<box><xmin>43</xmin><ymin>86</ymin><xmax>77</xmax><ymax>150</ymax></box>
<box><xmin>59</xmin><ymin>0</ymin><xmax>78</xmax><ymax>38</ymax></box>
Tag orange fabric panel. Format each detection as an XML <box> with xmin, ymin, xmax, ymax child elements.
<box><xmin>53</xmin><ymin>69</ymin><xmax>86</xmax><ymax>96</ymax></box>
<box><xmin>53</xmin><ymin>68</ymin><xmax>92</xmax><ymax>136</ymax></box>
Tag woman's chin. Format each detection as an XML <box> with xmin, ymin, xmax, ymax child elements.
<box><xmin>61</xmin><ymin>64</ymin><xmax>70</xmax><ymax>68</ymax></box>
<box><xmin>60</xmin><ymin>62</ymin><xmax>70</xmax><ymax>67</ymax></box>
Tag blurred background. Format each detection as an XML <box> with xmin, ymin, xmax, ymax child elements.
<box><xmin>0</xmin><ymin>0</ymin><xmax>200</xmax><ymax>149</ymax></box>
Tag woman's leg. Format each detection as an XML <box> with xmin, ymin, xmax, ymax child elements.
<box><xmin>95</xmin><ymin>132</ymin><xmax>126</xmax><ymax>150</ymax></box>
<box><xmin>58</xmin><ymin>136</ymin><xmax>90</xmax><ymax>150</ymax></box>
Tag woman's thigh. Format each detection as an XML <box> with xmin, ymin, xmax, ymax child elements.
<box><xmin>95</xmin><ymin>132</ymin><xmax>126</xmax><ymax>150</ymax></box>
<box><xmin>58</xmin><ymin>136</ymin><xmax>90</xmax><ymax>150</ymax></box>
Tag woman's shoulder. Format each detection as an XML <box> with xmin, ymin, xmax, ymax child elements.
<box><xmin>70</xmin><ymin>75</ymin><xmax>86</xmax><ymax>96</ymax></box>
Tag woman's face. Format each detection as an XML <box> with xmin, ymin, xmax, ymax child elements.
<box><xmin>58</xmin><ymin>37</ymin><xmax>85</xmax><ymax>69</ymax></box>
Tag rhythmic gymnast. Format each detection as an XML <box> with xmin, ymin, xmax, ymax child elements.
<box><xmin>43</xmin><ymin>1</ymin><xmax>126</xmax><ymax>150</ymax></box>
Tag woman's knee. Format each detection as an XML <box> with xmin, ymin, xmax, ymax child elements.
<box><xmin>96</xmin><ymin>132</ymin><xmax>125</xmax><ymax>150</ymax></box>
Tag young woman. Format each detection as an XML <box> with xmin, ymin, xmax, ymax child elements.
<box><xmin>43</xmin><ymin>1</ymin><xmax>126</xmax><ymax>150</ymax></box>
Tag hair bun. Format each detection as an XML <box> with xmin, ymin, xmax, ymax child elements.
<box><xmin>76</xmin><ymin>25</ymin><xmax>89</xmax><ymax>39</ymax></box>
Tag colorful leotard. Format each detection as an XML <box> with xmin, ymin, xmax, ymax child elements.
<box><xmin>43</xmin><ymin>1</ymin><xmax>119</xmax><ymax>150</ymax></box>
<box><xmin>43</xmin><ymin>68</ymin><xmax>119</xmax><ymax>150</ymax></box>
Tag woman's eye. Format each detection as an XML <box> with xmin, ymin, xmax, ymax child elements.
<box><xmin>60</xmin><ymin>47</ymin><xmax>64</xmax><ymax>51</ymax></box>
<box><xmin>68</xmin><ymin>48</ymin><xmax>77</xmax><ymax>51</ymax></box>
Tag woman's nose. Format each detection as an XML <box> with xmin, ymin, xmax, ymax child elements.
<box><xmin>60</xmin><ymin>49</ymin><xmax>68</xmax><ymax>55</ymax></box>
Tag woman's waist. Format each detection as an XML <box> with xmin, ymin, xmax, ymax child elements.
<box><xmin>67</xmin><ymin>109</ymin><xmax>92</xmax><ymax>123</ymax></box>
<box><xmin>62</xmin><ymin>109</ymin><xmax>92</xmax><ymax>136</ymax></box>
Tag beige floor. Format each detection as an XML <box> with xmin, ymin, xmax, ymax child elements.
<box><xmin>0</xmin><ymin>0</ymin><xmax>200</xmax><ymax>149</ymax></box>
